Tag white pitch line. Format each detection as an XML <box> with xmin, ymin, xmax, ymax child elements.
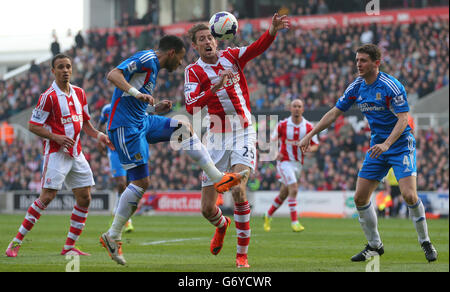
<box><xmin>140</xmin><ymin>233</ymin><xmax>270</xmax><ymax>246</ymax></box>
<box><xmin>140</xmin><ymin>237</ymin><xmax>207</xmax><ymax>246</ymax></box>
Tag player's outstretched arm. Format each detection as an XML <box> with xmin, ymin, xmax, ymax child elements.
<box><xmin>237</xmin><ymin>13</ymin><xmax>289</xmax><ymax>67</ymax></box>
<box><xmin>299</xmin><ymin>106</ymin><xmax>343</xmax><ymax>152</ymax></box>
<box><xmin>107</xmin><ymin>68</ymin><xmax>154</xmax><ymax>105</ymax></box>
<box><xmin>82</xmin><ymin>120</ymin><xmax>115</xmax><ymax>151</ymax></box>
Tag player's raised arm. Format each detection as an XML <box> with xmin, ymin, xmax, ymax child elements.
<box><xmin>235</xmin><ymin>13</ymin><xmax>290</xmax><ymax>68</ymax></box>
<box><xmin>106</xmin><ymin>68</ymin><xmax>154</xmax><ymax>105</ymax></box>
<box><xmin>269</xmin><ymin>13</ymin><xmax>290</xmax><ymax>36</ymax></box>
<box><xmin>299</xmin><ymin>106</ymin><xmax>343</xmax><ymax>152</ymax></box>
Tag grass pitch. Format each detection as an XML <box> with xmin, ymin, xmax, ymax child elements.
<box><xmin>0</xmin><ymin>214</ymin><xmax>448</xmax><ymax>272</ymax></box>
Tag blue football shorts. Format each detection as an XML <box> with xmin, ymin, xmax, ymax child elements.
<box><xmin>358</xmin><ymin>132</ymin><xmax>417</xmax><ymax>182</ymax></box>
<box><xmin>108</xmin><ymin>115</ymin><xmax>179</xmax><ymax>175</ymax></box>
<box><xmin>107</xmin><ymin>148</ymin><xmax>127</xmax><ymax>178</ymax></box>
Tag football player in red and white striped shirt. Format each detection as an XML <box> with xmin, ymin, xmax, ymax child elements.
<box><xmin>185</xmin><ymin>13</ymin><xmax>289</xmax><ymax>268</ymax></box>
<box><xmin>5</xmin><ymin>54</ymin><xmax>114</xmax><ymax>258</ymax></box>
<box><xmin>264</xmin><ymin>99</ymin><xmax>319</xmax><ymax>232</ymax></box>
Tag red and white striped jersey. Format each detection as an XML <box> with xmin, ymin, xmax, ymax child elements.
<box><xmin>184</xmin><ymin>30</ymin><xmax>275</xmax><ymax>133</ymax></box>
<box><xmin>272</xmin><ymin>117</ymin><xmax>319</xmax><ymax>163</ymax></box>
<box><xmin>29</xmin><ymin>81</ymin><xmax>90</xmax><ymax>157</ymax></box>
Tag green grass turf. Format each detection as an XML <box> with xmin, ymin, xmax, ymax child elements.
<box><xmin>0</xmin><ymin>214</ymin><xmax>448</xmax><ymax>272</ymax></box>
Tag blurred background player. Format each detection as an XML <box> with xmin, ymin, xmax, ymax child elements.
<box><xmin>98</xmin><ymin>103</ymin><xmax>134</xmax><ymax>232</ymax></box>
<box><xmin>100</xmin><ymin>35</ymin><xmax>247</xmax><ymax>265</ymax></box>
<box><xmin>185</xmin><ymin>13</ymin><xmax>290</xmax><ymax>268</ymax></box>
<box><xmin>299</xmin><ymin>44</ymin><xmax>437</xmax><ymax>263</ymax></box>
<box><xmin>5</xmin><ymin>54</ymin><xmax>114</xmax><ymax>257</ymax></box>
<box><xmin>264</xmin><ymin>99</ymin><xmax>319</xmax><ymax>232</ymax></box>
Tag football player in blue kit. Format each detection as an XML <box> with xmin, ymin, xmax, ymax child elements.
<box><xmin>299</xmin><ymin>44</ymin><xmax>437</xmax><ymax>262</ymax></box>
<box><xmin>98</xmin><ymin>103</ymin><xmax>134</xmax><ymax>233</ymax></box>
<box><xmin>100</xmin><ymin>35</ymin><xmax>248</xmax><ymax>265</ymax></box>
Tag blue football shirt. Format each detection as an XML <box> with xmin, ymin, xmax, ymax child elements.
<box><xmin>336</xmin><ymin>71</ymin><xmax>411</xmax><ymax>143</ymax></box>
<box><xmin>108</xmin><ymin>50</ymin><xmax>160</xmax><ymax>130</ymax></box>
<box><xmin>100</xmin><ymin>103</ymin><xmax>111</xmax><ymax>126</ymax></box>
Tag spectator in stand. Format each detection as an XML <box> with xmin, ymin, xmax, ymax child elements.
<box><xmin>75</xmin><ymin>30</ymin><xmax>85</xmax><ymax>49</ymax></box>
<box><xmin>50</xmin><ymin>37</ymin><xmax>60</xmax><ymax>57</ymax></box>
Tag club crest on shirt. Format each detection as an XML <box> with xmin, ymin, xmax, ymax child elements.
<box><xmin>376</xmin><ymin>92</ymin><xmax>382</xmax><ymax>100</ymax></box>
<box><xmin>134</xmin><ymin>153</ymin><xmax>143</xmax><ymax>161</ymax></box>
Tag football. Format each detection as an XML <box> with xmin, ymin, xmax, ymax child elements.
<box><xmin>209</xmin><ymin>11</ymin><xmax>238</xmax><ymax>40</ymax></box>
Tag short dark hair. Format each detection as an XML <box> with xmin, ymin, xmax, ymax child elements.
<box><xmin>158</xmin><ymin>35</ymin><xmax>185</xmax><ymax>53</ymax></box>
<box><xmin>356</xmin><ymin>44</ymin><xmax>381</xmax><ymax>61</ymax></box>
<box><xmin>51</xmin><ymin>53</ymin><xmax>72</xmax><ymax>68</ymax></box>
<box><xmin>188</xmin><ymin>23</ymin><xmax>210</xmax><ymax>43</ymax></box>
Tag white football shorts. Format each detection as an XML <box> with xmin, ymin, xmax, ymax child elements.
<box><xmin>202</xmin><ymin>127</ymin><xmax>257</xmax><ymax>187</ymax></box>
<box><xmin>41</xmin><ymin>150</ymin><xmax>95</xmax><ymax>190</ymax></box>
<box><xmin>276</xmin><ymin>160</ymin><xmax>303</xmax><ymax>186</ymax></box>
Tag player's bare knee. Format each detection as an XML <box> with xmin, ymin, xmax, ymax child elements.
<box><xmin>39</xmin><ymin>189</ymin><xmax>57</xmax><ymax>206</ymax></box>
<box><xmin>231</xmin><ymin>185</ymin><xmax>246</xmax><ymax>202</ymax></box>
<box><xmin>115</xmin><ymin>176</ymin><xmax>127</xmax><ymax>194</ymax></box>
<box><xmin>279</xmin><ymin>191</ymin><xmax>288</xmax><ymax>201</ymax></box>
<box><xmin>354</xmin><ymin>194</ymin><xmax>370</xmax><ymax>207</ymax></box>
<box><xmin>201</xmin><ymin>204</ymin><xmax>216</xmax><ymax>218</ymax></box>
<box><xmin>73</xmin><ymin>187</ymin><xmax>92</xmax><ymax>208</ymax></box>
<box><xmin>402</xmin><ymin>191</ymin><xmax>417</xmax><ymax>206</ymax></box>
<box><xmin>139</xmin><ymin>177</ymin><xmax>151</xmax><ymax>190</ymax></box>
<box><xmin>117</xmin><ymin>181</ymin><xmax>127</xmax><ymax>194</ymax></box>
<box><xmin>288</xmin><ymin>183</ymin><xmax>298</xmax><ymax>197</ymax></box>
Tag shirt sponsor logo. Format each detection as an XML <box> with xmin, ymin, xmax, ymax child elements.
<box><xmin>358</xmin><ymin>103</ymin><xmax>385</xmax><ymax>112</ymax></box>
<box><xmin>209</xmin><ymin>72</ymin><xmax>241</xmax><ymax>90</ymax></box>
<box><xmin>144</xmin><ymin>82</ymin><xmax>154</xmax><ymax>94</ymax></box>
<box><xmin>61</xmin><ymin>114</ymin><xmax>83</xmax><ymax>124</ymax></box>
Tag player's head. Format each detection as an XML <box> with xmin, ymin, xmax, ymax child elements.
<box><xmin>51</xmin><ymin>54</ymin><xmax>72</xmax><ymax>83</ymax></box>
<box><xmin>355</xmin><ymin>44</ymin><xmax>381</xmax><ymax>78</ymax></box>
<box><xmin>188</xmin><ymin>23</ymin><xmax>217</xmax><ymax>61</ymax></box>
<box><xmin>158</xmin><ymin>35</ymin><xmax>186</xmax><ymax>72</ymax></box>
<box><xmin>290</xmin><ymin>99</ymin><xmax>304</xmax><ymax>119</ymax></box>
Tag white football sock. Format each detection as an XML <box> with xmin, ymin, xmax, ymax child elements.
<box><xmin>357</xmin><ymin>201</ymin><xmax>382</xmax><ymax>249</ymax></box>
<box><xmin>108</xmin><ymin>183</ymin><xmax>144</xmax><ymax>240</ymax></box>
<box><xmin>408</xmin><ymin>199</ymin><xmax>430</xmax><ymax>244</ymax></box>
<box><xmin>180</xmin><ymin>134</ymin><xmax>223</xmax><ymax>183</ymax></box>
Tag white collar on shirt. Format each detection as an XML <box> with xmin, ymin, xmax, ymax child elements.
<box><xmin>52</xmin><ymin>80</ymin><xmax>75</xmax><ymax>97</ymax></box>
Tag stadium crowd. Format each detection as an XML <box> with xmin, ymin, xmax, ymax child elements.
<box><xmin>0</xmin><ymin>9</ymin><xmax>448</xmax><ymax>193</ymax></box>
<box><xmin>1</xmin><ymin>15</ymin><xmax>448</xmax><ymax>121</ymax></box>
<box><xmin>0</xmin><ymin>121</ymin><xmax>448</xmax><ymax>192</ymax></box>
